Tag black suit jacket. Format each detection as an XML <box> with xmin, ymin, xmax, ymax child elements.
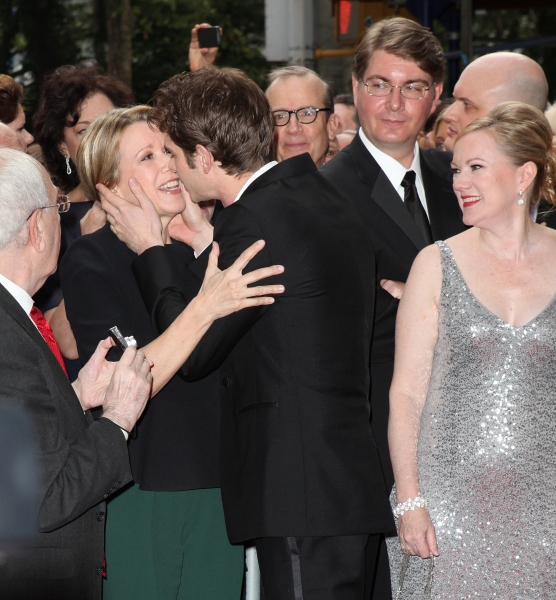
<box><xmin>321</xmin><ymin>135</ymin><xmax>465</xmax><ymax>364</ymax></box>
<box><xmin>0</xmin><ymin>283</ymin><xmax>131</xmax><ymax>600</ymax></box>
<box><xmin>60</xmin><ymin>226</ymin><xmax>221</xmax><ymax>491</ymax></box>
<box><xmin>320</xmin><ymin>135</ymin><xmax>466</xmax><ymax>490</ymax></box>
<box><xmin>132</xmin><ymin>154</ymin><xmax>395</xmax><ymax>542</ymax></box>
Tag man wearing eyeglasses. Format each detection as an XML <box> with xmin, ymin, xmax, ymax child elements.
<box><xmin>320</xmin><ymin>17</ymin><xmax>466</xmax><ymax>598</ymax></box>
<box><xmin>266</xmin><ymin>66</ymin><xmax>338</xmax><ymax>167</ymax></box>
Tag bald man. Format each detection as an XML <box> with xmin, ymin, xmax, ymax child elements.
<box><xmin>0</xmin><ymin>122</ymin><xmax>23</xmax><ymax>151</ymax></box>
<box><xmin>443</xmin><ymin>52</ymin><xmax>548</xmax><ymax>151</ymax></box>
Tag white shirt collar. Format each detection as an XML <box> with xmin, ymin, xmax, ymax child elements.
<box><xmin>358</xmin><ymin>128</ymin><xmax>428</xmax><ymax>215</ymax></box>
<box><xmin>0</xmin><ymin>273</ymin><xmax>35</xmax><ymax>321</ymax></box>
<box><xmin>234</xmin><ymin>161</ymin><xmax>278</xmax><ymax>203</ymax></box>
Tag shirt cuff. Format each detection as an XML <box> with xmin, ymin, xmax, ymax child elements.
<box><xmin>194</xmin><ymin>243</ymin><xmax>211</xmax><ymax>259</ymax></box>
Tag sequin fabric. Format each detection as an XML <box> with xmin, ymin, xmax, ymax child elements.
<box><xmin>387</xmin><ymin>240</ymin><xmax>556</xmax><ymax>599</ymax></box>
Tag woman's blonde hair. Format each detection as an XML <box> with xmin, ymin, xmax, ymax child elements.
<box><xmin>77</xmin><ymin>105</ymin><xmax>151</xmax><ymax>202</ymax></box>
<box><xmin>457</xmin><ymin>101</ymin><xmax>556</xmax><ymax>207</ymax></box>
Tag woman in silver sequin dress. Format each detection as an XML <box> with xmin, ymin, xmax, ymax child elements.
<box><xmin>387</xmin><ymin>102</ymin><xmax>556</xmax><ymax>599</ymax></box>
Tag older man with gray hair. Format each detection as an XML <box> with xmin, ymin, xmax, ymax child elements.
<box><xmin>266</xmin><ymin>66</ymin><xmax>338</xmax><ymax>166</ymax></box>
<box><xmin>0</xmin><ymin>148</ymin><xmax>153</xmax><ymax>600</ymax></box>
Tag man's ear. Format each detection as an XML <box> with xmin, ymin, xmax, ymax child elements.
<box><xmin>28</xmin><ymin>210</ymin><xmax>47</xmax><ymax>254</ymax></box>
<box><xmin>429</xmin><ymin>83</ymin><xmax>444</xmax><ymax>117</ymax></box>
<box><xmin>351</xmin><ymin>75</ymin><xmax>360</xmax><ymax>109</ymax></box>
<box><xmin>327</xmin><ymin>113</ymin><xmax>339</xmax><ymax>141</ymax></box>
<box><xmin>196</xmin><ymin>145</ymin><xmax>215</xmax><ymax>174</ymax></box>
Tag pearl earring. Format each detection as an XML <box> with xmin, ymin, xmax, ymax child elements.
<box><xmin>65</xmin><ymin>156</ymin><xmax>72</xmax><ymax>176</ymax></box>
<box><xmin>517</xmin><ymin>190</ymin><xmax>524</xmax><ymax>206</ymax></box>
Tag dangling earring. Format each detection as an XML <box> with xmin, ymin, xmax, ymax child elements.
<box><xmin>517</xmin><ymin>190</ymin><xmax>524</xmax><ymax>206</ymax></box>
<box><xmin>65</xmin><ymin>155</ymin><xmax>72</xmax><ymax>176</ymax></box>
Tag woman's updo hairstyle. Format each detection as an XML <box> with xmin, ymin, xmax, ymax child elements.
<box><xmin>457</xmin><ymin>101</ymin><xmax>556</xmax><ymax>208</ymax></box>
<box><xmin>76</xmin><ymin>105</ymin><xmax>151</xmax><ymax>202</ymax></box>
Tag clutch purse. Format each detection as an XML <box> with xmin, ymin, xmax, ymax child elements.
<box><xmin>395</xmin><ymin>554</ymin><xmax>435</xmax><ymax>600</ymax></box>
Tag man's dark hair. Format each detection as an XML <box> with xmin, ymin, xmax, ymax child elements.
<box><xmin>151</xmin><ymin>67</ymin><xmax>273</xmax><ymax>175</ymax></box>
<box><xmin>353</xmin><ymin>17</ymin><xmax>445</xmax><ymax>84</ymax></box>
<box><xmin>0</xmin><ymin>75</ymin><xmax>24</xmax><ymax>124</ymax></box>
<box><xmin>33</xmin><ymin>65</ymin><xmax>135</xmax><ymax>193</ymax></box>
<box><xmin>333</xmin><ymin>93</ymin><xmax>354</xmax><ymax>106</ymax></box>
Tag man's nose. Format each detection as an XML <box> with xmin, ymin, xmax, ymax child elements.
<box><xmin>385</xmin><ymin>87</ymin><xmax>404</xmax><ymax>111</ymax></box>
<box><xmin>443</xmin><ymin>102</ymin><xmax>458</xmax><ymax>124</ymax></box>
<box><xmin>285</xmin><ymin>114</ymin><xmax>303</xmax><ymax>133</ymax></box>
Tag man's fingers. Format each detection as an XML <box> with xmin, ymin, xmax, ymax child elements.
<box><xmin>128</xmin><ymin>178</ymin><xmax>154</xmax><ymax>209</ymax></box>
<box><xmin>240</xmin><ymin>265</ymin><xmax>285</xmax><ymax>287</ymax></box>
<box><xmin>90</xmin><ymin>336</ymin><xmax>114</xmax><ymax>363</ymax></box>
<box><xmin>118</xmin><ymin>345</ymin><xmax>138</xmax><ymax>367</ymax></box>
<box><xmin>97</xmin><ymin>183</ymin><xmax>126</xmax><ymax>212</ymax></box>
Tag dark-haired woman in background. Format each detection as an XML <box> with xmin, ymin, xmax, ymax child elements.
<box><xmin>32</xmin><ymin>65</ymin><xmax>135</xmax><ymax>376</ymax></box>
<box><xmin>0</xmin><ymin>74</ymin><xmax>34</xmax><ymax>151</ymax></box>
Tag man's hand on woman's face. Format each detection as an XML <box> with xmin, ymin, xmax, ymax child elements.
<box><xmin>98</xmin><ymin>178</ymin><xmax>164</xmax><ymax>254</ymax></box>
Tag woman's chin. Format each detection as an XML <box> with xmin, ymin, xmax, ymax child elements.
<box><xmin>154</xmin><ymin>197</ymin><xmax>186</xmax><ymax>217</ymax></box>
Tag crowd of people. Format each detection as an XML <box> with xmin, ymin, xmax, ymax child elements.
<box><xmin>0</xmin><ymin>14</ymin><xmax>555</xmax><ymax>600</ymax></box>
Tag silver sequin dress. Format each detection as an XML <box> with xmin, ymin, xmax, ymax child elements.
<box><xmin>387</xmin><ymin>240</ymin><xmax>556</xmax><ymax>599</ymax></box>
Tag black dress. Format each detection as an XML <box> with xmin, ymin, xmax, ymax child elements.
<box><xmin>60</xmin><ymin>223</ymin><xmax>221</xmax><ymax>490</ymax></box>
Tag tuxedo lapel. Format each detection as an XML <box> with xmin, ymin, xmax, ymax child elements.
<box><xmin>0</xmin><ymin>283</ymin><xmax>88</xmax><ymax>427</ymax></box>
<box><xmin>349</xmin><ymin>136</ymin><xmax>426</xmax><ymax>252</ymax></box>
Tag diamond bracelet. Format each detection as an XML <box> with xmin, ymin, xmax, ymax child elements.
<box><xmin>393</xmin><ymin>496</ymin><xmax>428</xmax><ymax>518</ymax></box>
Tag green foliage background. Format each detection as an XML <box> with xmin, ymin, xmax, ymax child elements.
<box><xmin>0</xmin><ymin>0</ymin><xmax>270</xmax><ymax>122</ymax></box>
<box><xmin>1</xmin><ymin>1</ymin><xmax>555</xmax><ymax>126</ymax></box>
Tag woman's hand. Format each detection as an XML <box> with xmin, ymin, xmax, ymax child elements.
<box><xmin>195</xmin><ymin>240</ymin><xmax>285</xmax><ymax>322</ymax></box>
<box><xmin>167</xmin><ymin>186</ymin><xmax>214</xmax><ymax>253</ymax></box>
<box><xmin>398</xmin><ymin>507</ymin><xmax>439</xmax><ymax>559</ymax></box>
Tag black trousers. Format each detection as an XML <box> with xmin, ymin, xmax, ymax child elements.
<box><xmin>256</xmin><ymin>534</ymin><xmax>380</xmax><ymax>600</ymax></box>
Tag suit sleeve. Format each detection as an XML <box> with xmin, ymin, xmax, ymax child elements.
<box><xmin>0</xmin><ymin>322</ymin><xmax>131</xmax><ymax>532</ymax></box>
<box><xmin>132</xmin><ymin>203</ymin><xmax>276</xmax><ymax>380</ymax></box>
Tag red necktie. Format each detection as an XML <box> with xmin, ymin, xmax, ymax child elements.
<box><xmin>30</xmin><ymin>306</ymin><xmax>69</xmax><ymax>378</ymax></box>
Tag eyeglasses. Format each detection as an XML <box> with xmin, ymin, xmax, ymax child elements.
<box><xmin>26</xmin><ymin>195</ymin><xmax>71</xmax><ymax>221</ymax></box>
<box><xmin>272</xmin><ymin>106</ymin><xmax>331</xmax><ymax>127</ymax></box>
<box><xmin>363</xmin><ymin>80</ymin><xmax>432</xmax><ymax>100</ymax></box>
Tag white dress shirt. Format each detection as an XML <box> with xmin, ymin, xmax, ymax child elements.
<box><xmin>358</xmin><ymin>129</ymin><xmax>430</xmax><ymax>218</ymax></box>
<box><xmin>0</xmin><ymin>273</ymin><xmax>36</xmax><ymax>325</ymax></box>
<box><xmin>233</xmin><ymin>161</ymin><xmax>278</xmax><ymax>203</ymax></box>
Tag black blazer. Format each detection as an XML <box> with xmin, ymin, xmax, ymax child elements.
<box><xmin>131</xmin><ymin>154</ymin><xmax>395</xmax><ymax>542</ymax></box>
<box><xmin>60</xmin><ymin>226</ymin><xmax>221</xmax><ymax>491</ymax></box>
<box><xmin>320</xmin><ymin>134</ymin><xmax>466</xmax><ymax>364</ymax></box>
<box><xmin>0</xmin><ymin>283</ymin><xmax>131</xmax><ymax>600</ymax></box>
